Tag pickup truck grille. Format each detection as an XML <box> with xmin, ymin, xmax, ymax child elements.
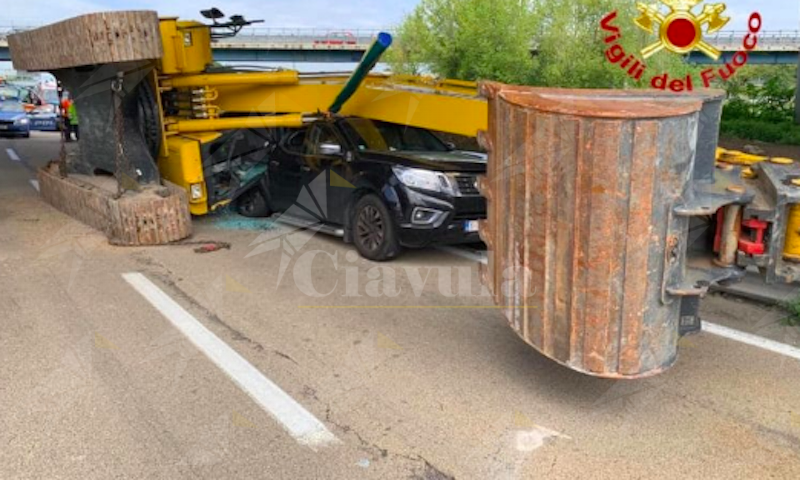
<box><xmin>454</xmin><ymin>174</ymin><xmax>480</xmax><ymax>196</ymax></box>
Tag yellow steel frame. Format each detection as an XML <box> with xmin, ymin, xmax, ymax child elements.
<box><xmin>211</xmin><ymin>77</ymin><xmax>488</xmax><ymax>137</ymax></box>
<box><xmin>155</xmin><ymin>16</ymin><xmax>489</xmax><ymax>215</ymax></box>
<box><xmin>160</xmin><ymin>132</ymin><xmax>221</xmax><ymax>216</ymax></box>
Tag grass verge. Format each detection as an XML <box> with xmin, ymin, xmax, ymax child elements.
<box><xmin>720</xmin><ymin>119</ymin><xmax>800</xmax><ymax>146</ymax></box>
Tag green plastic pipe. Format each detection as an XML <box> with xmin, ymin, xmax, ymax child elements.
<box><xmin>328</xmin><ymin>32</ymin><xmax>393</xmax><ymax>114</ymax></box>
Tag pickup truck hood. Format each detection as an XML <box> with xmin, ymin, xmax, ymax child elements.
<box><xmin>364</xmin><ymin>150</ymin><xmax>487</xmax><ymax>173</ymax></box>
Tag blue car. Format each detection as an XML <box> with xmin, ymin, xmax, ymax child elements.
<box><xmin>0</xmin><ymin>101</ymin><xmax>31</xmax><ymax>138</ymax></box>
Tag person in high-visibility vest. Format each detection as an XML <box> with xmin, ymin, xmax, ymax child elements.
<box><xmin>67</xmin><ymin>101</ymin><xmax>79</xmax><ymax>141</ymax></box>
<box><xmin>61</xmin><ymin>93</ymin><xmax>73</xmax><ymax>142</ymax></box>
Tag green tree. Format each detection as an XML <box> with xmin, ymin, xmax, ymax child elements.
<box><xmin>386</xmin><ymin>0</ymin><xmax>539</xmax><ymax>84</ymax></box>
<box><xmin>388</xmin><ymin>0</ymin><xmax>697</xmax><ymax>88</ymax></box>
<box><xmin>532</xmin><ymin>0</ymin><xmax>696</xmax><ymax>88</ymax></box>
<box><xmin>721</xmin><ymin>65</ymin><xmax>796</xmax><ymax>122</ymax></box>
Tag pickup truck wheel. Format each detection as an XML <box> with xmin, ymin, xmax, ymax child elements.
<box><xmin>353</xmin><ymin>194</ymin><xmax>400</xmax><ymax>261</ymax></box>
<box><xmin>236</xmin><ymin>187</ymin><xmax>271</xmax><ymax>218</ymax></box>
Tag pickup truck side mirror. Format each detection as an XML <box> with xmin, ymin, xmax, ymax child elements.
<box><xmin>319</xmin><ymin>142</ymin><xmax>343</xmax><ymax>156</ymax></box>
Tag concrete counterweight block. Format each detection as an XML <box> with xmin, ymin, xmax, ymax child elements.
<box><xmin>10</xmin><ymin>11</ymin><xmax>192</xmax><ymax>245</ymax></box>
<box><xmin>38</xmin><ymin>163</ymin><xmax>192</xmax><ymax>246</ymax></box>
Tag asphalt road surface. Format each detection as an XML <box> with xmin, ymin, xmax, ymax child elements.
<box><xmin>2</xmin><ymin>132</ymin><xmax>800</xmax><ymax>479</ymax></box>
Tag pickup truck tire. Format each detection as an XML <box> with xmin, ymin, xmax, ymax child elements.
<box><xmin>353</xmin><ymin>194</ymin><xmax>400</xmax><ymax>261</ymax></box>
<box><xmin>236</xmin><ymin>187</ymin><xmax>271</xmax><ymax>217</ymax></box>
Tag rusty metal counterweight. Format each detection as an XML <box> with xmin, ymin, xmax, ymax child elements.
<box><xmin>477</xmin><ymin>84</ymin><xmax>737</xmax><ymax>379</ymax></box>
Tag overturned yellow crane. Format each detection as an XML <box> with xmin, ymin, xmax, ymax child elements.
<box><xmin>9</xmin><ymin>10</ymin><xmax>800</xmax><ymax>379</ymax></box>
<box><xmin>152</xmin><ymin>18</ymin><xmax>487</xmax><ymax>215</ymax></box>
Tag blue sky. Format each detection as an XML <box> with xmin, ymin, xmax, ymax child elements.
<box><xmin>0</xmin><ymin>1</ymin><xmax>797</xmax><ymax>31</ymax></box>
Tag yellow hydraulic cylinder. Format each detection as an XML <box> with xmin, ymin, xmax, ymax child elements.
<box><xmin>784</xmin><ymin>205</ymin><xmax>800</xmax><ymax>262</ymax></box>
<box><xmin>166</xmin><ymin>114</ymin><xmax>305</xmax><ymax>133</ymax></box>
<box><xmin>162</xmin><ymin>71</ymin><xmax>300</xmax><ymax>88</ymax></box>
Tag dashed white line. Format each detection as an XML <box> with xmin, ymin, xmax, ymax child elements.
<box><xmin>122</xmin><ymin>272</ymin><xmax>340</xmax><ymax>450</ymax></box>
<box><xmin>703</xmin><ymin>322</ymin><xmax>800</xmax><ymax>361</ymax></box>
<box><xmin>437</xmin><ymin>246</ymin><xmax>488</xmax><ymax>265</ymax></box>
<box><xmin>6</xmin><ymin>148</ymin><xmax>21</xmax><ymax>162</ymax></box>
<box><xmin>29</xmin><ymin>179</ymin><xmax>40</xmax><ymax>192</ymax></box>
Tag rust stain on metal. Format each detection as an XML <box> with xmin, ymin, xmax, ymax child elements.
<box><xmin>480</xmin><ymin>83</ymin><xmax>706</xmax><ymax>379</ymax></box>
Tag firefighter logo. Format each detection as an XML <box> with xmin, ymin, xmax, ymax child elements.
<box><xmin>635</xmin><ymin>0</ymin><xmax>730</xmax><ymax>60</ymax></box>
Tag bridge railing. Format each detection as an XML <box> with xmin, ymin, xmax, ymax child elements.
<box><xmin>706</xmin><ymin>30</ymin><xmax>800</xmax><ymax>51</ymax></box>
<box><xmin>0</xmin><ymin>25</ymin><xmax>33</xmax><ymax>42</ymax></box>
<box><xmin>1</xmin><ymin>25</ymin><xmax>798</xmax><ymax>50</ymax></box>
<box><xmin>225</xmin><ymin>27</ymin><xmax>387</xmax><ymax>45</ymax></box>
<box><xmin>0</xmin><ymin>24</ymin><xmax>388</xmax><ymax>46</ymax></box>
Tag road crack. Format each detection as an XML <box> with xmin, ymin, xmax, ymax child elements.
<box><xmin>323</xmin><ymin>404</ymin><xmax>454</xmax><ymax>479</ymax></box>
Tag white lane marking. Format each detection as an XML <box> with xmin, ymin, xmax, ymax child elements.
<box><xmin>703</xmin><ymin>322</ymin><xmax>800</xmax><ymax>361</ymax></box>
<box><xmin>29</xmin><ymin>180</ymin><xmax>40</xmax><ymax>192</ymax></box>
<box><xmin>6</xmin><ymin>148</ymin><xmax>21</xmax><ymax>162</ymax></box>
<box><xmin>122</xmin><ymin>272</ymin><xmax>340</xmax><ymax>449</ymax></box>
<box><xmin>437</xmin><ymin>246</ymin><xmax>488</xmax><ymax>265</ymax></box>
<box><xmin>439</xmin><ymin>249</ymin><xmax>800</xmax><ymax>361</ymax></box>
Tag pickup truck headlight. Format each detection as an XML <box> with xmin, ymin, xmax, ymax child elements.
<box><xmin>392</xmin><ymin>166</ymin><xmax>454</xmax><ymax>195</ymax></box>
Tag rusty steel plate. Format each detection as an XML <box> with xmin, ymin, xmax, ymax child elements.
<box><xmin>478</xmin><ymin>83</ymin><xmax>712</xmax><ymax>378</ymax></box>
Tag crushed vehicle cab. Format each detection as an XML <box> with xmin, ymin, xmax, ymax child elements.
<box><xmin>261</xmin><ymin>117</ymin><xmax>486</xmax><ymax>261</ymax></box>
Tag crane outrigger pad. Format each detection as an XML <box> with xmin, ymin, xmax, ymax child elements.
<box><xmin>38</xmin><ymin>163</ymin><xmax>191</xmax><ymax>246</ymax></box>
<box><xmin>8</xmin><ymin>11</ymin><xmax>162</xmax><ymax>71</ymax></box>
<box><xmin>10</xmin><ymin>12</ymin><xmax>188</xmax><ymax>244</ymax></box>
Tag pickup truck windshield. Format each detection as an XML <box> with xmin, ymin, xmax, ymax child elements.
<box><xmin>341</xmin><ymin>118</ymin><xmax>449</xmax><ymax>153</ymax></box>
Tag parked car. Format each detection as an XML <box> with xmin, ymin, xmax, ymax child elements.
<box><xmin>241</xmin><ymin>117</ymin><xmax>486</xmax><ymax>261</ymax></box>
<box><xmin>0</xmin><ymin>101</ymin><xmax>31</xmax><ymax>138</ymax></box>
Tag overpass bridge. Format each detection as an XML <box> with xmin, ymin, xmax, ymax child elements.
<box><xmin>1</xmin><ymin>26</ymin><xmax>798</xmax><ymax>64</ymax></box>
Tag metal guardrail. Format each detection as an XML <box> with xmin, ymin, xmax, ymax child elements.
<box><xmin>0</xmin><ymin>25</ymin><xmax>798</xmax><ymax>51</ymax></box>
<box><xmin>0</xmin><ymin>25</ymin><xmax>388</xmax><ymax>44</ymax></box>
<box><xmin>214</xmin><ymin>28</ymin><xmax>384</xmax><ymax>49</ymax></box>
<box><xmin>706</xmin><ymin>30</ymin><xmax>800</xmax><ymax>51</ymax></box>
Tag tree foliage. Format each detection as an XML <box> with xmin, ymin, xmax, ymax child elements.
<box><xmin>389</xmin><ymin>0</ymin><xmax>799</xmax><ymax>144</ymax></box>
<box><xmin>388</xmin><ymin>0</ymin><xmax>696</xmax><ymax>88</ymax></box>
<box><xmin>719</xmin><ymin>65</ymin><xmax>800</xmax><ymax>145</ymax></box>
<box><xmin>386</xmin><ymin>0</ymin><xmax>539</xmax><ymax>84</ymax></box>
<box><xmin>722</xmin><ymin>65</ymin><xmax>797</xmax><ymax>123</ymax></box>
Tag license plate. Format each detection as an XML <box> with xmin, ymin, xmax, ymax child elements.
<box><xmin>464</xmin><ymin>220</ymin><xmax>480</xmax><ymax>233</ymax></box>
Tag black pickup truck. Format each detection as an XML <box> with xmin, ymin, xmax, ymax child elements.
<box><xmin>239</xmin><ymin>117</ymin><xmax>486</xmax><ymax>261</ymax></box>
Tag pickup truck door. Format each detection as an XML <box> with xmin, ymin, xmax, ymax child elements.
<box><xmin>269</xmin><ymin>127</ymin><xmax>310</xmax><ymax>212</ymax></box>
<box><xmin>304</xmin><ymin>123</ymin><xmax>351</xmax><ymax>226</ymax></box>
<box><xmin>270</xmin><ymin>123</ymin><xmax>352</xmax><ymax>225</ymax></box>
